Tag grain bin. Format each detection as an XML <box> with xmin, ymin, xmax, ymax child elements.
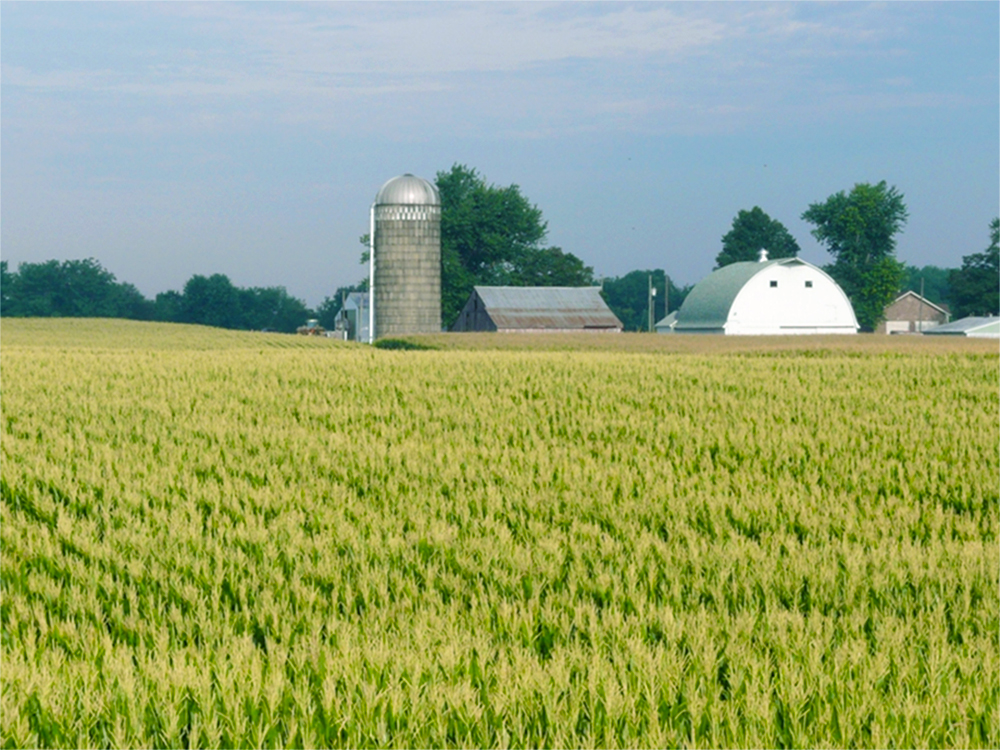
<box><xmin>368</xmin><ymin>174</ymin><xmax>441</xmax><ymax>340</ymax></box>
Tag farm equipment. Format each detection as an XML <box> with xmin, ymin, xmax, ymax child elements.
<box><xmin>296</xmin><ymin>319</ymin><xmax>326</xmax><ymax>336</ymax></box>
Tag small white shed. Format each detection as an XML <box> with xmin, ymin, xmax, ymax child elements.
<box><xmin>654</xmin><ymin>311</ymin><xmax>678</xmax><ymax>334</ymax></box>
<box><xmin>673</xmin><ymin>252</ymin><xmax>858</xmax><ymax>335</ymax></box>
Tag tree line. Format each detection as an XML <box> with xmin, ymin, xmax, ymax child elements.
<box><xmin>0</xmin><ymin>260</ymin><xmax>314</xmax><ymax>334</ymax></box>
<box><xmin>715</xmin><ymin>186</ymin><xmax>998</xmax><ymax>329</ymax></box>
<box><xmin>2</xmin><ymin>167</ymin><xmax>996</xmax><ymax>333</ymax></box>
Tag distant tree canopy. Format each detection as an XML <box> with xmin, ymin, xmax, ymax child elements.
<box><xmin>900</xmin><ymin>265</ymin><xmax>951</xmax><ymax>309</ymax></box>
<box><xmin>600</xmin><ymin>270</ymin><xmax>692</xmax><ymax>332</ymax></box>
<box><xmin>715</xmin><ymin>207</ymin><xmax>800</xmax><ymax>268</ymax></box>
<box><xmin>802</xmin><ymin>181</ymin><xmax>908</xmax><ymax>331</ymax></box>
<box><xmin>0</xmin><ymin>258</ymin><xmax>154</xmax><ymax>319</ymax></box>
<box><xmin>1</xmin><ymin>259</ymin><xmax>312</xmax><ymax>334</ymax></box>
<box><xmin>949</xmin><ymin>217</ymin><xmax>1000</xmax><ymax>318</ymax></box>
<box><xmin>436</xmin><ymin>164</ymin><xmax>595</xmax><ymax>328</ymax></box>
<box><xmin>161</xmin><ymin>274</ymin><xmax>311</xmax><ymax>333</ymax></box>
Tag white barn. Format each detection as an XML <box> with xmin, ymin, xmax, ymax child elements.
<box><xmin>672</xmin><ymin>252</ymin><xmax>858</xmax><ymax>335</ymax></box>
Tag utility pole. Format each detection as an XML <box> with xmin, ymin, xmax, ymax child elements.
<box><xmin>918</xmin><ymin>277</ymin><xmax>925</xmax><ymax>333</ymax></box>
<box><xmin>368</xmin><ymin>204</ymin><xmax>375</xmax><ymax>343</ymax></box>
<box><xmin>647</xmin><ymin>273</ymin><xmax>657</xmax><ymax>332</ymax></box>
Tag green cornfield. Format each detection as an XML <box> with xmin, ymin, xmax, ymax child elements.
<box><xmin>2</xmin><ymin>319</ymin><xmax>997</xmax><ymax>748</ymax></box>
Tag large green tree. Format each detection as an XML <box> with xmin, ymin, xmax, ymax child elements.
<box><xmin>715</xmin><ymin>207</ymin><xmax>800</xmax><ymax>268</ymax></box>
<box><xmin>949</xmin><ymin>218</ymin><xmax>999</xmax><ymax>318</ymax></box>
<box><xmin>238</xmin><ymin>286</ymin><xmax>311</xmax><ymax>333</ymax></box>
<box><xmin>178</xmin><ymin>274</ymin><xmax>241</xmax><ymax>329</ymax></box>
<box><xmin>169</xmin><ymin>274</ymin><xmax>311</xmax><ymax>332</ymax></box>
<box><xmin>801</xmin><ymin>181</ymin><xmax>908</xmax><ymax>331</ymax></box>
<box><xmin>436</xmin><ymin>165</ymin><xmax>594</xmax><ymax>327</ymax></box>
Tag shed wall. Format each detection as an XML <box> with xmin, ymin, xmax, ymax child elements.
<box><xmin>452</xmin><ymin>291</ymin><xmax>498</xmax><ymax>332</ymax></box>
<box><xmin>876</xmin><ymin>294</ymin><xmax>949</xmax><ymax>334</ymax></box>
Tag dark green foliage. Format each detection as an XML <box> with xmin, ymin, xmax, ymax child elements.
<box><xmin>600</xmin><ymin>270</ymin><xmax>692</xmax><ymax>332</ymax></box>
<box><xmin>716</xmin><ymin>207</ymin><xmax>800</xmax><ymax>268</ymax></box>
<box><xmin>0</xmin><ymin>258</ymin><xmax>156</xmax><ymax>319</ymax></box>
<box><xmin>152</xmin><ymin>290</ymin><xmax>185</xmax><ymax>323</ymax></box>
<box><xmin>949</xmin><ymin>218</ymin><xmax>999</xmax><ymax>317</ymax></box>
<box><xmin>237</xmin><ymin>286</ymin><xmax>312</xmax><ymax>334</ymax></box>
<box><xmin>900</xmin><ymin>265</ymin><xmax>952</xmax><ymax>308</ymax></box>
<box><xmin>436</xmin><ymin>164</ymin><xmax>594</xmax><ymax>328</ymax></box>
<box><xmin>490</xmin><ymin>245</ymin><xmax>595</xmax><ymax>288</ymax></box>
<box><xmin>832</xmin><ymin>255</ymin><xmax>907</xmax><ymax>333</ymax></box>
<box><xmin>2</xmin><ymin>260</ymin><xmax>315</xmax><ymax>333</ymax></box>
<box><xmin>372</xmin><ymin>338</ymin><xmax>436</xmax><ymax>351</ymax></box>
<box><xmin>166</xmin><ymin>274</ymin><xmax>311</xmax><ymax>333</ymax></box>
<box><xmin>802</xmin><ymin>181</ymin><xmax>908</xmax><ymax>331</ymax></box>
<box><xmin>0</xmin><ymin>260</ymin><xmax>12</xmax><ymax>313</ymax></box>
<box><xmin>178</xmin><ymin>274</ymin><xmax>241</xmax><ymax>328</ymax></box>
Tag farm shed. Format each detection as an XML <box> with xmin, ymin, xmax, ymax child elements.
<box><xmin>673</xmin><ymin>251</ymin><xmax>858</xmax><ymax>335</ymax></box>
<box><xmin>333</xmin><ymin>292</ymin><xmax>370</xmax><ymax>342</ymax></box>
<box><xmin>876</xmin><ymin>291</ymin><xmax>950</xmax><ymax>334</ymax></box>
<box><xmin>654</xmin><ymin>311</ymin><xmax>678</xmax><ymax>333</ymax></box>
<box><xmin>452</xmin><ymin>286</ymin><xmax>623</xmax><ymax>332</ymax></box>
<box><xmin>921</xmin><ymin>316</ymin><xmax>1000</xmax><ymax>338</ymax></box>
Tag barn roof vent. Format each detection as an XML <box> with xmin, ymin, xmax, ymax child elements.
<box><xmin>758</xmin><ymin>248</ymin><xmax>769</xmax><ymax>262</ymax></box>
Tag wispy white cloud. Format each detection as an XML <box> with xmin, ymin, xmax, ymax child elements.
<box><xmin>1</xmin><ymin>3</ymin><xmax>866</xmax><ymax>97</ymax></box>
<box><xmin>1</xmin><ymin>1</ymin><xmax>994</xmax><ymax>141</ymax></box>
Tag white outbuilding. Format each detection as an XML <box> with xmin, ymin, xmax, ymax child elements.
<box><xmin>671</xmin><ymin>251</ymin><xmax>859</xmax><ymax>335</ymax></box>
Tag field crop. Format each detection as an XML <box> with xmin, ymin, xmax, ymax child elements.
<box><xmin>1</xmin><ymin>319</ymin><xmax>997</xmax><ymax>748</ymax></box>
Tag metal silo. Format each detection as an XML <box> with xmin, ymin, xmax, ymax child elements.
<box><xmin>368</xmin><ymin>174</ymin><xmax>441</xmax><ymax>340</ymax></box>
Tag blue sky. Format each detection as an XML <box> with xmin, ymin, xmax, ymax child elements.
<box><xmin>3</xmin><ymin>1</ymin><xmax>997</xmax><ymax>306</ymax></box>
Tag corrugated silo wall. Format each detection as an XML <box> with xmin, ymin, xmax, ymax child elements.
<box><xmin>374</xmin><ymin>204</ymin><xmax>441</xmax><ymax>336</ymax></box>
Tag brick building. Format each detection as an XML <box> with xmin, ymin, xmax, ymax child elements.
<box><xmin>876</xmin><ymin>291</ymin><xmax>950</xmax><ymax>334</ymax></box>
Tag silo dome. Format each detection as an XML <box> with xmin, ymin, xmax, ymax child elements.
<box><xmin>375</xmin><ymin>174</ymin><xmax>440</xmax><ymax>206</ymax></box>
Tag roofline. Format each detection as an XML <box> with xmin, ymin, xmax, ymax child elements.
<box><xmin>473</xmin><ymin>285</ymin><xmax>603</xmax><ymax>291</ymax></box>
<box><xmin>891</xmin><ymin>290</ymin><xmax>949</xmax><ymax>316</ymax></box>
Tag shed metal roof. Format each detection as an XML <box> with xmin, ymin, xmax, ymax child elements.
<box><xmin>654</xmin><ymin>311</ymin><xmax>678</xmax><ymax>332</ymax></box>
<box><xmin>922</xmin><ymin>316</ymin><xmax>1000</xmax><ymax>336</ymax></box>
<box><xmin>344</xmin><ymin>291</ymin><xmax>368</xmax><ymax>309</ymax></box>
<box><xmin>474</xmin><ymin>286</ymin><xmax>622</xmax><ymax>330</ymax></box>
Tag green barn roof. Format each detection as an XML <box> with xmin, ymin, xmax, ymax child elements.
<box><xmin>675</xmin><ymin>259</ymin><xmax>787</xmax><ymax>330</ymax></box>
